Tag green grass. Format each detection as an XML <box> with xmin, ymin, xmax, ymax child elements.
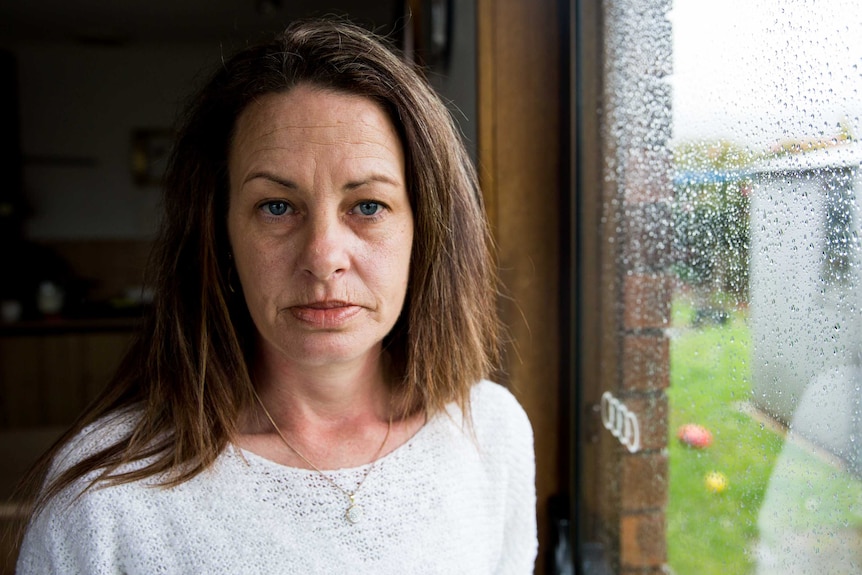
<box><xmin>666</xmin><ymin>297</ymin><xmax>862</xmax><ymax>574</ymax></box>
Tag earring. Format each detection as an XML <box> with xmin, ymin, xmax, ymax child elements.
<box><xmin>227</xmin><ymin>267</ymin><xmax>236</xmax><ymax>294</ymax></box>
<box><xmin>227</xmin><ymin>252</ymin><xmax>236</xmax><ymax>294</ymax></box>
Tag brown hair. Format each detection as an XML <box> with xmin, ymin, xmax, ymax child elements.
<box><xmin>21</xmin><ymin>18</ymin><xmax>499</xmax><ymax>518</ymax></box>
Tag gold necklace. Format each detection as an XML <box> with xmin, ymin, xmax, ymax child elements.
<box><xmin>252</xmin><ymin>388</ymin><xmax>392</xmax><ymax>524</ymax></box>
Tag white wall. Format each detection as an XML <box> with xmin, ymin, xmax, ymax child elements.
<box><xmin>749</xmin><ymin>145</ymin><xmax>862</xmax><ymax>467</ymax></box>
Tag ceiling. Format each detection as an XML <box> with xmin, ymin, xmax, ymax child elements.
<box><xmin>0</xmin><ymin>0</ymin><xmax>401</xmax><ymax>45</ymax></box>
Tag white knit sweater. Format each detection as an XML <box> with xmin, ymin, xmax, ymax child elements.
<box><xmin>17</xmin><ymin>380</ymin><xmax>537</xmax><ymax>574</ymax></box>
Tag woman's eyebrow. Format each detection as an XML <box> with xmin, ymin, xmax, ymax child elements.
<box><xmin>243</xmin><ymin>171</ymin><xmax>297</xmax><ymax>188</ymax></box>
<box><xmin>242</xmin><ymin>171</ymin><xmax>402</xmax><ymax>191</ymax></box>
<box><xmin>344</xmin><ymin>174</ymin><xmax>402</xmax><ymax>190</ymax></box>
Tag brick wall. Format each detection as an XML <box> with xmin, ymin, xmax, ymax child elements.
<box><xmin>601</xmin><ymin>0</ymin><xmax>674</xmax><ymax>572</ymax></box>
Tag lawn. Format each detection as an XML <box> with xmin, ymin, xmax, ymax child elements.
<box><xmin>666</xmin><ymin>297</ymin><xmax>862</xmax><ymax>574</ymax></box>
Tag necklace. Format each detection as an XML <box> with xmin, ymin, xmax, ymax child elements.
<box><xmin>252</xmin><ymin>388</ymin><xmax>392</xmax><ymax>524</ymax></box>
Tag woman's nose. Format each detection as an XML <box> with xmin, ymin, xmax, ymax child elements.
<box><xmin>298</xmin><ymin>213</ymin><xmax>350</xmax><ymax>280</ymax></box>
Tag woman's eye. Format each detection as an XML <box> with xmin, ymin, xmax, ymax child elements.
<box><xmin>262</xmin><ymin>201</ymin><xmax>290</xmax><ymax>216</ymax></box>
<box><xmin>355</xmin><ymin>201</ymin><xmax>382</xmax><ymax>216</ymax></box>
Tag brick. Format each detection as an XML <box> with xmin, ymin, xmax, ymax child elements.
<box><xmin>622</xmin><ymin>335</ymin><xmax>670</xmax><ymax>392</ymax></box>
<box><xmin>622</xmin><ymin>201</ymin><xmax>674</xmax><ymax>273</ymax></box>
<box><xmin>622</xmin><ymin>274</ymin><xmax>673</xmax><ymax>330</ymax></box>
<box><xmin>625</xmin><ymin>393</ymin><xmax>668</xmax><ymax>452</ymax></box>
<box><xmin>610</xmin><ymin>0</ymin><xmax>673</xmax><ymax>79</ymax></box>
<box><xmin>620</xmin><ymin>512</ymin><xmax>666</xmax><ymax>568</ymax></box>
<box><xmin>622</xmin><ymin>146</ymin><xmax>674</xmax><ymax>204</ymax></box>
<box><xmin>621</xmin><ymin>452</ymin><xmax>669</xmax><ymax>512</ymax></box>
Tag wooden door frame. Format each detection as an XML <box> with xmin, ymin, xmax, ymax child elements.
<box><xmin>476</xmin><ymin>1</ymin><xmax>568</xmax><ymax>571</ymax></box>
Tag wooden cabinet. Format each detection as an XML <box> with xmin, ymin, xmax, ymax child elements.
<box><xmin>0</xmin><ymin>321</ymin><xmax>135</xmax><ymax>428</ymax></box>
<box><xmin>0</xmin><ymin>321</ymin><xmax>135</xmax><ymax>574</ymax></box>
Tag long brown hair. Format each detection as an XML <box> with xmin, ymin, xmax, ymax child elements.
<box><xmin>21</xmin><ymin>18</ymin><xmax>499</xmax><ymax>518</ymax></box>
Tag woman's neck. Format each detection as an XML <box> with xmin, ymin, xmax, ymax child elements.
<box><xmin>235</xmin><ymin>345</ymin><xmax>409</xmax><ymax>470</ymax></box>
<box><xmin>250</xmin><ymin>344</ymin><xmax>392</xmax><ymax>431</ymax></box>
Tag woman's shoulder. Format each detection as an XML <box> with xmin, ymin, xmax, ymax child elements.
<box><xmin>470</xmin><ymin>379</ymin><xmax>531</xmax><ymax>419</ymax></box>
<box><xmin>49</xmin><ymin>407</ymin><xmax>142</xmax><ymax>479</ymax></box>
<box><xmin>467</xmin><ymin>379</ymin><xmax>534</xmax><ymax>443</ymax></box>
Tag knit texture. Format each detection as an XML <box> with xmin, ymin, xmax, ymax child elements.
<box><xmin>17</xmin><ymin>380</ymin><xmax>537</xmax><ymax>574</ymax></box>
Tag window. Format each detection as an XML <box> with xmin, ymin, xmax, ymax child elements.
<box><xmin>575</xmin><ymin>1</ymin><xmax>862</xmax><ymax>573</ymax></box>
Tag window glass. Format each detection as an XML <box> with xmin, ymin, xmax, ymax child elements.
<box><xmin>666</xmin><ymin>1</ymin><xmax>862</xmax><ymax>573</ymax></box>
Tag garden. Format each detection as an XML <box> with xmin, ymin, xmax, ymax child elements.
<box><xmin>664</xmin><ymin>138</ymin><xmax>862</xmax><ymax>572</ymax></box>
<box><xmin>666</xmin><ymin>296</ymin><xmax>862</xmax><ymax>574</ymax></box>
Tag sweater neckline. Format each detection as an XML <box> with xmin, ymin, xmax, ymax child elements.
<box><xmin>229</xmin><ymin>409</ymin><xmax>441</xmax><ymax>475</ymax></box>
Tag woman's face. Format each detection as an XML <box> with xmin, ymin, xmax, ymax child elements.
<box><xmin>227</xmin><ymin>85</ymin><xmax>413</xmax><ymax>372</ymax></box>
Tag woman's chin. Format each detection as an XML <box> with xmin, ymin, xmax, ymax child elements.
<box><xmin>260</xmin><ymin>333</ymin><xmax>384</xmax><ymax>372</ymax></box>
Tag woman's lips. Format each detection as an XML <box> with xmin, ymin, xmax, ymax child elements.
<box><xmin>289</xmin><ymin>301</ymin><xmax>362</xmax><ymax>328</ymax></box>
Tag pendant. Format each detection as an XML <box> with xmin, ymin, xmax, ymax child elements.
<box><xmin>346</xmin><ymin>503</ymin><xmax>363</xmax><ymax>524</ymax></box>
<box><xmin>345</xmin><ymin>495</ymin><xmax>363</xmax><ymax>524</ymax></box>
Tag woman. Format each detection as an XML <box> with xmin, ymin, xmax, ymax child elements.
<box><xmin>16</xmin><ymin>19</ymin><xmax>537</xmax><ymax>574</ymax></box>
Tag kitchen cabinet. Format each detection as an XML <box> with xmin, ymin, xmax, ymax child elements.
<box><xmin>0</xmin><ymin>320</ymin><xmax>136</xmax><ymax>428</ymax></box>
<box><xmin>0</xmin><ymin>320</ymin><xmax>136</xmax><ymax>574</ymax></box>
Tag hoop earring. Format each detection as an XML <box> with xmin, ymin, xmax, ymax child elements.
<box><xmin>226</xmin><ymin>252</ymin><xmax>237</xmax><ymax>294</ymax></box>
<box><xmin>227</xmin><ymin>266</ymin><xmax>236</xmax><ymax>294</ymax></box>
